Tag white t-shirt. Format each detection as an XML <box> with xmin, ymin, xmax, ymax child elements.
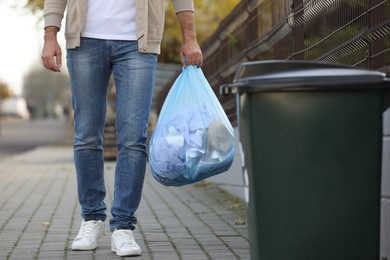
<box><xmin>82</xmin><ymin>0</ymin><xmax>137</xmax><ymax>41</ymax></box>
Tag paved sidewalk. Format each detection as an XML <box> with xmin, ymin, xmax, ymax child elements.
<box><xmin>0</xmin><ymin>146</ymin><xmax>249</xmax><ymax>260</ymax></box>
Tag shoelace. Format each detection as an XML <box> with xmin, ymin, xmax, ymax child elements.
<box><xmin>77</xmin><ymin>221</ymin><xmax>97</xmax><ymax>239</ymax></box>
<box><xmin>115</xmin><ymin>230</ymin><xmax>136</xmax><ymax>245</ymax></box>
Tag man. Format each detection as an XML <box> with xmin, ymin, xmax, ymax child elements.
<box><xmin>41</xmin><ymin>0</ymin><xmax>203</xmax><ymax>257</ymax></box>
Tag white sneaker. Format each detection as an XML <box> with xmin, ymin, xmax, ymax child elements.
<box><xmin>111</xmin><ymin>229</ymin><xmax>142</xmax><ymax>256</ymax></box>
<box><xmin>71</xmin><ymin>220</ymin><xmax>105</xmax><ymax>250</ymax></box>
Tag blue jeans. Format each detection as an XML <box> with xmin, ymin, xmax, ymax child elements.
<box><xmin>67</xmin><ymin>38</ymin><xmax>157</xmax><ymax>231</ymax></box>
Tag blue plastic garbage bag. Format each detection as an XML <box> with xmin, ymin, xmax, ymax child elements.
<box><xmin>149</xmin><ymin>66</ymin><xmax>235</xmax><ymax>186</ymax></box>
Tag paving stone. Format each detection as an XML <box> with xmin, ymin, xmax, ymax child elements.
<box><xmin>0</xmin><ymin>147</ymin><xmax>249</xmax><ymax>259</ymax></box>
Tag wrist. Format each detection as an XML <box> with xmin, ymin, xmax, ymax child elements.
<box><xmin>177</xmin><ymin>11</ymin><xmax>197</xmax><ymax>42</ymax></box>
<box><xmin>44</xmin><ymin>26</ymin><xmax>59</xmax><ymax>41</ymax></box>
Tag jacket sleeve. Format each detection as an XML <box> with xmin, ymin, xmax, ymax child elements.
<box><xmin>43</xmin><ymin>0</ymin><xmax>67</xmax><ymax>29</ymax></box>
<box><xmin>171</xmin><ymin>0</ymin><xmax>194</xmax><ymax>13</ymax></box>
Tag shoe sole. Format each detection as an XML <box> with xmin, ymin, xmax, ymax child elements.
<box><xmin>111</xmin><ymin>246</ymin><xmax>142</xmax><ymax>256</ymax></box>
<box><xmin>71</xmin><ymin>245</ymin><xmax>97</xmax><ymax>251</ymax></box>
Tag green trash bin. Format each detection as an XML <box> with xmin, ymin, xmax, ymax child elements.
<box><xmin>221</xmin><ymin>60</ymin><xmax>390</xmax><ymax>260</ymax></box>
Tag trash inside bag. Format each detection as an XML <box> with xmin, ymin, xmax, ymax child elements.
<box><xmin>149</xmin><ymin>66</ymin><xmax>235</xmax><ymax>186</ymax></box>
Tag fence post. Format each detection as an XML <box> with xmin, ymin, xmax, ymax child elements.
<box><xmin>292</xmin><ymin>0</ymin><xmax>304</xmax><ymax>60</ymax></box>
<box><xmin>369</xmin><ymin>0</ymin><xmax>385</xmax><ymax>69</ymax></box>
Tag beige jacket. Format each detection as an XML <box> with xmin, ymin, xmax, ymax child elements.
<box><xmin>43</xmin><ymin>0</ymin><xmax>194</xmax><ymax>54</ymax></box>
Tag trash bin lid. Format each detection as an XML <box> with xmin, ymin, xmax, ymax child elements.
<box><xmin>221</xmin><ymin>60</ymin><xmax>389</xmax><ymax>94</ymax></box>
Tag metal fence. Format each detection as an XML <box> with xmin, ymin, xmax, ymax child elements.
<box><xmin>156</xmin><ymin>0</ymin><xmax>390</xmax><ymax>125</ymax></box>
